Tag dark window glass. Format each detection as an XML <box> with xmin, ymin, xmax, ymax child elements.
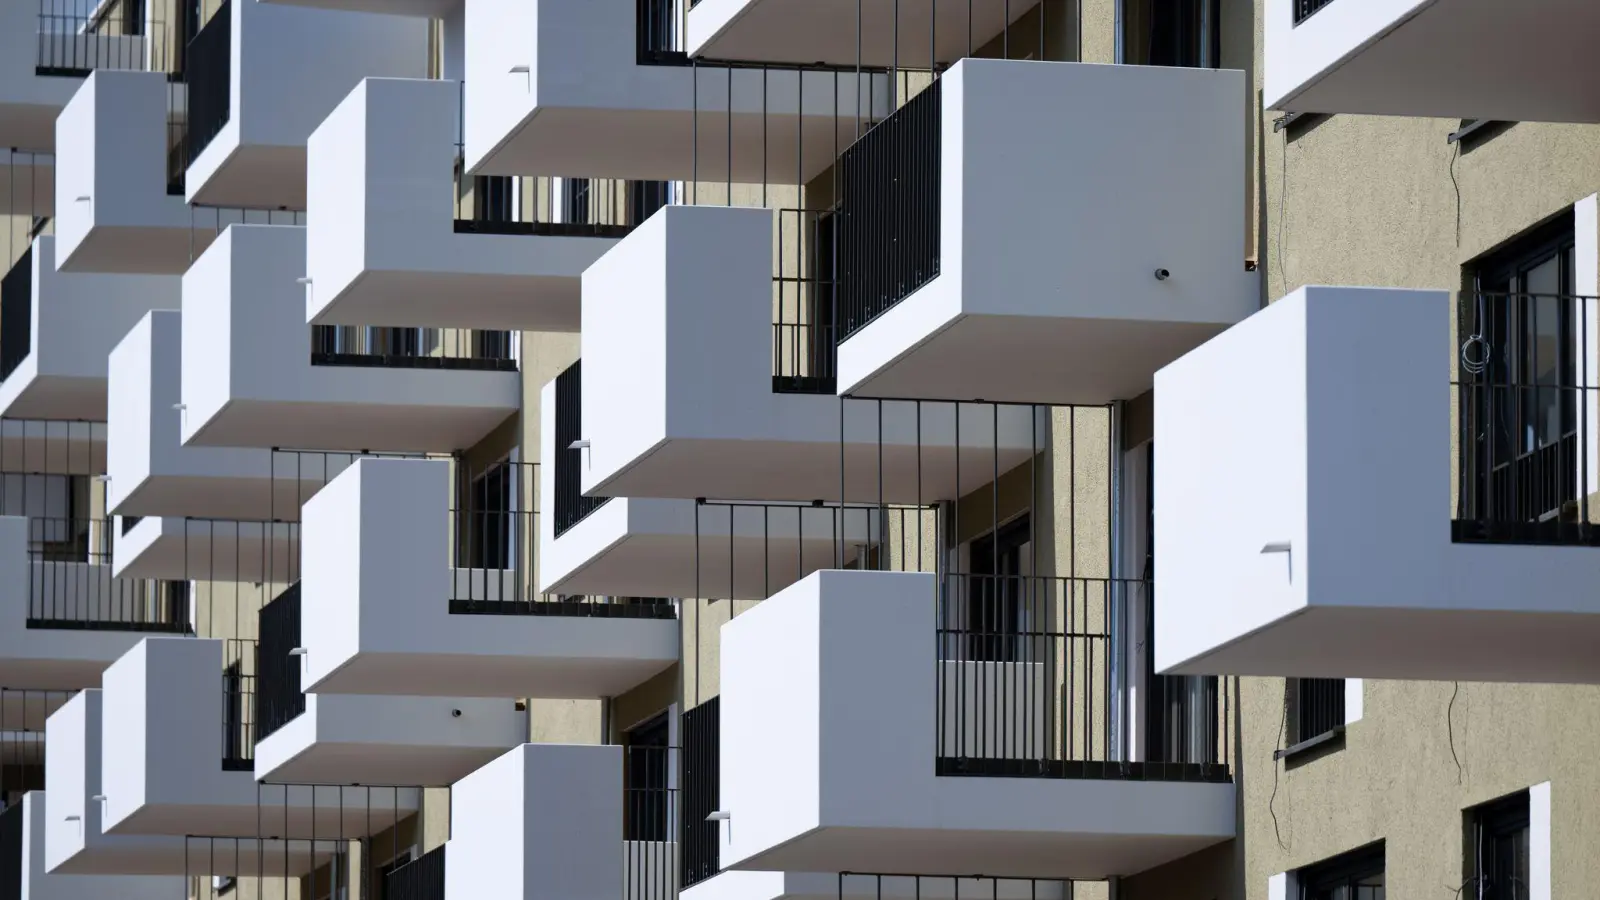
<box><xmin>1301</xmin><ymin>843</ymin><xmax>1385</xmax><ymax>900</ymax></box>
<box><xmin>1469</xmin><ymin>792</ymin><xmax>1530</xmax><ymax>900</ymax></box>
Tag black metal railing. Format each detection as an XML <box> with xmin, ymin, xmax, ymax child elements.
<box><xmin>636</xmin><ymin>0</ymin><xmax>685</xmax><ymax>65</ymax></box>
<box><xmin>26</xmin><ymin>517</ymin><xmax>193</xmax><ymax>633</ymax></box>
<box><xmin>166</xmin><ymin>81</ymin><xmax>187</xmax><ymax>195</ymax></box>
<box><xmin>185</xmin><ymin>0</ymin><xmax>231</xmax><ymax>166</ymax></box>
<box><xmin>1292</xmin><ymin>0</ymin><xmax>1336</xmax><ymax>25</ymax></box>
<box><xmin>836</xmin><ymin>78</ymin><xmax>941</xmax><ymax>343</ymax></box>
<box><xmin>1288</xmin><ymin>677</ymin><xmax>1344</xmax><ymax>746</ymax></box>
<box><xmin>0</xmin><ymin>802</ymin><xmax>20</xmax><ymax>900</ymax></box>
<box><xmin>254</xmin><ymin>582</ymin><xmax>305</xmax><ymax>744</ymax></box>
<box><xmin>310</xmin><ymin>326</ymin><xmax>517</xmax><ymax>372</ymax></box>
<box><xmin>625</xmin><ymin>745</ymin><xmax>678</xmax><ymax>900</ymax></box>
<box><xmin>451</xmin><ymin>172</ymin><xmax>648</xmax><ymax>238</ymax></box>
<box><xmin>935</xmin><ymin>575</ymin><xmax>1230</xmax><ymax>783</ymax></box>
<box><xmin>773</xmin><ymin>208</ymin><xmax>837</xmax><ymax>395</ymax></box>
<box><xmin>553</xmin><ymin>360</ymin><xmax>610</xmax><ymax>537</ymax></box>
<box><xmin>1454</xmin><ymin>291</ymin><xmax>1599</xmax><ymax>545</ymax></box>
<box><xmin>35</xmin><ymin>0</ymin><xmax>162</xmax><ymax>77</ymax></box>
<box><xmin>0</xmin><ymin>246</ymin><xmax>33</xmax><ymax>386</ymax></box>
<box><xmin>220</xmin><ymin>643</ymin><xmax>255</xmax><ymax>771</ymax></box>
<box><xmin>385</xmin><ymin>845</ymin><xmax>445</xmax><ymax>900</ymax></box>
<box><xmin>679</xmin><ymin>698</ymin><xmax>719</xmax><ymax>890</ymax></box>
<box><xmin>0</xmin><ymin>689</ymin><xmax>70</xmax><ymax>811</ymax></box>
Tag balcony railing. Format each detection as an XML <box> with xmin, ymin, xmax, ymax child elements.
<box><xmin>385</xmin><ymin>845</ymin><xmax>445</xmax><ymax>900</ymax></box>
<box><xmin>221</xmin><ymin>638</ymin><xmax>256</xmax><ymax>771</ymax></box>
<box><xmin>452</xmin><ymin>172</ymin><xmax>659</xmax><ymax>238</ymax></box>
<box><xmin>449</xmin><ymin>460</ymin><xmax>674</xmax><ymax>620</ymax></box>
<box><xmin>773</xmin><ymin>208</ymin><xmax>837</xmax><ymax>395</ymax></box>
<box><xmin>254</xmin><ymin>583</ymin><xmax>305</xmax><ymax>745</ymax></box>
<box><xmin>26</xmin><ymin>517</ymin><xmax>193</xmax><ymax>634</ymax></box>
<box><xmin>0</xmin><ymin>801</ymin><xmax>19</xmax><ymax>900</ymax></box>
<box><xmin>836</xmin><ymin>78</ymin><xmax>941</xmax><ymax>343</ymax></box>
<box><xmin>553</xmin><ymin>360</ymin><xmax>610</xmax><ymax>537</ymax></box>
<box><xmin>34</xmin><ymin>0</ymin><xmax>159</xmax><ymax>78</ymax></box>
<box><xmin>1292</xmin><ymin>0</ymin><xmax>1336</xmax><ymax>26</ymax></box>
<box><xmin>935</xmin><ymin>575</ymin><xmax>1230</xmax><ymax>783</ymax></box>
<box><xmin>678</xmin><ymin>698</ymin><xmax>719</xmax><ymax>890</ymax></box>
<box><xmin>0</xmin><ymin>246</ymin><xmax>32</xmax><ymax>387</ymax></box>
<box><xmin>624</xmin><ymin>744</ymin><xmax>678</xmax><ymax>900</ymax></box>
<box><xmin>1454</xmin><ymin>291</ymin><xmax>1600</xmax><ymax>546</ymax></box>
<box><xmin>309</xmin><ymin>326</ymin><xmax>517</xmax><ymax>372</ymax></box>
<box><xmin>0</xmin><ymin>689</ymin><xmax>67</xmax><ymax>813</ymax></box>
<box><xmin>184</xmin><ymin>0</ymin><xmax>231</xmax><ymax>166</ymax></box>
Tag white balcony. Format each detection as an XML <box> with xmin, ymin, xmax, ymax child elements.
<box><xmin>719</xmin><ymin>569</ymin><xmax>1235</xmax><ymax>879</ymax></box>
<box><xmin>688</xmin><ymin>0</ymin><xmax>1029</xmax><ymax>67</ymax></box>
<box><xmin>538</xmin><ymin>378</ymin><xmax>878</xmax><ymax>598</ymax></box>
<box><xmin>300</xmin><ymin>457</ymin><xmax>679</xmax><ymax>699</ymax></box>
<box><xmin>0</xmin><ymin>517</ymin><xmax>188</xmax><ymax>691</ymax></box>
<box><xmin>306</xmin><ymin>77</ymin><xmax>618</xmax><ymax>331</ymax></box>
<box><xmin>0</xmin><ymin>0</ymin><xmax>146</xmax><ymax>150</ymax></box>
<box><xmin>112</xmin><ymin>516</ymin><xmax>299</xmax><ymax>583</ymax></box>
<box><xmin>446</xmin><ymin>744</ymin><xmax>621</xmax><ymax>900</ymax></box>
<box><xmin>99</xmin><ymin>637</ymin><xmax>420</xmax><ymax>838</ymax></box>
<box><xmin>1</xmin><ymin>148</ymin><xmax>52</xmax><ymax>219</ymax></box>
<box><xmin>181</xmin><ymin>0</ymin><xmax>427</xmax><ymax>209</ymax></box>
<box><xmin>464</xmin><ymin>0</ymin><xmax>889</xmax><ymax>181</ymax></box>
<box><xmin>0</xmin><ymin>236</ymin><xmax>176</xmax><ymax>422</ymax></box>
<box><xmin>836</xmin><ymin>60</ymin><xmax>1253</xmax><ymax>405</ymax></box>
<box><xmin>9</xmin><ymin>793</ymin><xmax>180</xmax><ymax>900</ymax></box>
<box><xmin>1155</xmin><ymin>286</ymin><xmax>1600</xmax><ymax>684</ymax></box>
<box><xmin>53</xmin><ymin>70</ymin><xmax>199</xmax><ymax>275</ymax></box>
<box><xmin>576</xmin><ymin>204</ymin><xmax>1042</xmax><ymax>504</ymax></box>
<box><xmin>109</xmin><ymin>310</ymin><xmax>367</xmax><ymax>521</ymax></box>
<box><xmin>253</xmin><ymin>693</ymin><xmax>526</xmax><ymax>786</ymax></box>
<box><xmin>1265</xmin><ymin>0</ymin><xmax>1600</xmax><ymax>122</ymax></box>
<box><xmin>179</xmin><ymin>225</ymin><xmax>520</xmax><ymax>453</ymax></box>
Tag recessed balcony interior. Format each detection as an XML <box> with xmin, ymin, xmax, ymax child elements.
<box><xmin>1156</xmin><ymin>286</ymin><xmax>1600</xmax><ymax>684</ymax></box>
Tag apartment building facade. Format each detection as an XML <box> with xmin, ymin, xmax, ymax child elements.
<box><xmin>0</xmin><ymin>0</ymin><xmax>1590</xmax><ymax>899</ymax></box>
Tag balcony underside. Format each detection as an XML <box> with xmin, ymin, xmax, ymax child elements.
<box><xmin>542</xmin><ymin>498</ymin><xmax>872</xmax><ymax>599</ymax></box>
<box><xmin>309</xmin><ymin>639</ymin><xmax>678</xmax><ymax>700</ymax></box>
<box><xmin>314</xmin><ymin>268</ymin><xmax>586</xmax><ymax>332</ymax></box>
<box><xmin>49</xmin><ymin>836</ymin><xmax>341</xmax><ymax>878</ymax></box>
<box><xmin>684</xmin><ymin>870</ymin><xmax>1074</xmax><ymax>900</ymax></box>
<box><xmin>182</xmin><ymin>396</ymin><xmax>515</xmax><ymax>455</ymax></box>
<box><xmin>111</xmin><ymin>470</ymin><xmax>332</xmax><ymax>522</ymax></box>
<box><xmin>113</xmin><ymin>517</ymin><xmax>299</xmax><ymax>582</ymax></box>
<box><xmin>256</xmin><ymin>0</ymin><xmax>452</xmax><ymax>14</ymax></box>
<box><xmin>0</xmin><ymin>102</ymin><xmax>63</xmax><ymax>153</ymax></box>
<box><xmin>689</xmin><ymin>0</ymin><xmax>1029</xmax><ymax>68</ymax></box>
<box><xmin>840</xmin><ymin>308</ymin><xmax>1236</xmax><ymax>405</ymax></box>
<box><xmin>106</xmin><ymin>792</ymin><xmax>417</xmax><ymax>842</ymax></box>
<box><xmin>0</xmin><ymin>420</ymin><xmax>106</xmax><ymax>474</ymax></box>
<box><xmin>0</xmin><ymin>369</ymin><xmax>111</xmax><ymax>422</ymax></box>
<box><xmin>187</xmin><ymin>138</ymin><xmax>308</xmax><ymax>211</ymax></box>
<box><xmin>59</xmin><ymin>224</ymin><xmax>218</xmax><ymax>277</ymax></box>
<box><xmin>1270</xmin><ymin>0</ymin><xmax>1600</xmax><ymax>121</ymax></box>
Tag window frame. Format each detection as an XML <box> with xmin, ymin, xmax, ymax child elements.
<box><xmin>1298</xmin><ymin>841</ymin><xmax>1385</xmax><ymax>900</ymax></box>
<box><xmin>1468</xmin><ymin>791</ymin><xmax>1531</xmax><ymax>900</ymax></box>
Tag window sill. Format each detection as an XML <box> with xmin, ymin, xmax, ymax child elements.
<box><xmin>1274</xmin><ymin>726</ymin><xmax>1345</xmax><ymax>763</ymax></box>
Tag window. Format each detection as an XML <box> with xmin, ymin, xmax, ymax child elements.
<box><xmin>624</xmin><ymin>713</ymin><xmax>671</xmax><ymax>843</ymax></box>
<box><xmin>1288</xmin><ymin>677</ymin><xmax>1345</xmax><ymax>746</ymax></box>
<box><xmin>636</xmin><ymin>0</ymin><xmax>676</xmax><ymax>58</ymax></box>
<box><xmin>221</xmin><ymin>660</ymin><xmax>250</xmax><ymax>769</ymax></box>
<box><xmin>627</xmin><ymin>181</ymin><xmax>670</xmax><ymax>226</ymax></box>
<box><xmin>563</xmin><ymin>178</ymin><xmax>592</xmax><ymax>226</ymax></box>
<box><xmin>965</xmin><ymin>515</ymin><xmax>1032</xmax><ymax>663</ymax></box>
<box><xmin>1468</xmin><ymin>792</ymin><xmax>1530</xmax><ymax>900</ymax></box>
<box><xmin>1461</xmin><ymin>216</ymin><xmax>1579</xmax><ymax>533</ymax></box>
<box><xmin>473</xmin><ymin>176</ymin><xmax>515</xmax><ymax>224</ymax></box>
<box><xmin>460</xmin><ymin>460</ymin><xmax>512</xmax><ymax>571</ymax></box>
<box><xmin>1121</xmin><ymin>0</ymin><xmax>1220</xmax><ymax>68</ymax></box>
<box><xmin>1299</xmin><ymin>842</ymin><xmax>1384</xmax><ymax>900</ymax></box>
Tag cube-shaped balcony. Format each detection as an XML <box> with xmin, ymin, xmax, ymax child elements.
<box><xmin>53</xmin><ymin>70</ymin><xmax>201</xmax><ymax>275</ymax></box>
<box><xmin>539</xmin><ymin>376</ymin><xmax>882</xmax><ymax>598</ymax></box>
<box><xmin>0</xmin><ymin>515</ymin><xmax>190</xmax><ymax>691</ymax></box>
<box><xmin>98</xmin><ymin>636</ymin><xmax>420</xmax><ymax>838</ymax></box>
<box><xmin>248</xmin><ymin>582</ymin><xmax>530</xmax><ymax>786</ymax></box>
<box><xmin>5</xmin><ymin>793</ymin><xmax>180</xmax><ymax>900</ymax></box>
<box><xmin>299</xmin><ymin>456</ymin><xmax>679</xmax><ymax>699</ymax></box>
<box><xmin>0</xmin><ymin>236</ymin><xmax>177</xmax><ymax>422</ymax></box>
<box><xmin>178</xmin><ymin>225</ymin><xmax>520</xmax><ymax>453</ymax></box>
<box><xmin>1155</xmin><ymin>286</ymin><xmax>1600</xmax><ymax>683</ymax></box>
<box><xmin>835</xmin><ymin>60</ymin><xmax>1253</xmax><ymax>405</ymax></box>
<box><xmin>718</xmin><ymin>569</ymin><xmax>1235</xmax><ymax>879</ymax></box>
<box><xmin>306</xmin><ymin>77</ymin><xmax>624</xmax><ymax>332</ymax></box>
<box><xmin>576</xmin><ymin>205</ymin><xmax>1043</xmax><ymax>504</ymax></box>
<box><xmin>179</xmin><ymin>0</ymin><xmax>428</xmax><ymax>209</ymax></box>
<box><xmin>109</xmin><ymin>311</ymin><xmax>373</xmax><ymax>521</ymax></box>
<box><xmin>0</xmin><ymin>0</ymin><xmax>151</xmax><ymax>150</ymax></box>
<box><xmin>464</xmin><ymin>0</ymin><xmax>889</xmax><ymax>181</ymax></box>
<box><xmin>688</xmin><ymin>0</ymin><xmax>1031</xmax><ymax>67</ymax></box>
<box><xmin>1265</xmin><ymin>0</ymin><xmax>1600</xmax><ymax>122</ymax></box>
<box><xmin>446</xmin><ymin>744</ymin><xmax>624</xmax><ymax>900</ymax></box>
